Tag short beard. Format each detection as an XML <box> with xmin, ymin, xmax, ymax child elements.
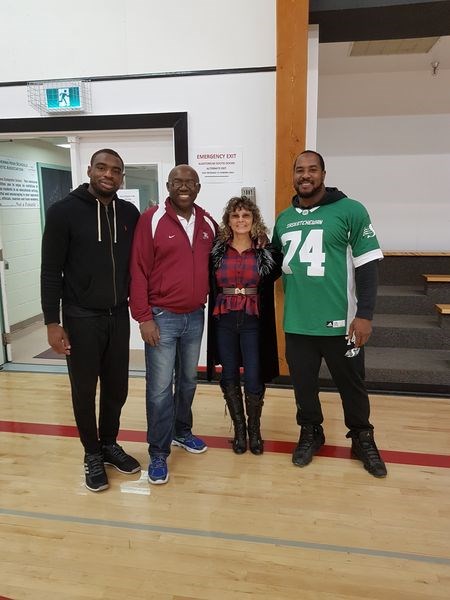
<box><xmin>295</xmin><ymin>184</ymin><xmax>321</xmax><ymax>199</ymax></box>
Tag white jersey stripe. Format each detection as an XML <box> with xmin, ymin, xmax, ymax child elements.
<box><xmin>346</xmin><ymin>245</ymin><xmax>357</xmax><ymax>333</ymax></box>
<box><xmin>353</xmin><ymin>248</ymin><xmax>384</xmax><ymax>268</ymax></box>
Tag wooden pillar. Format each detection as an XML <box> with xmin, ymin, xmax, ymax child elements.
<box><xmin>275</xmin><ymin>0</ymin><xmax>309</xmax><ymax>375</ymax></box>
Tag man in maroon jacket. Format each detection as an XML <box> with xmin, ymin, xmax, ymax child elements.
<box><xmin>130</xmin><ymin>164</ymin><xmax>217</xmax><ymax>484</ymax></box>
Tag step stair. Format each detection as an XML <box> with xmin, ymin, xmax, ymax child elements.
<box><xmin>319</xmin><ymin>347</ymin><xmax>450</xmax><ymax>395</ymax></box>
<box><xmin>319</xmin><ymin>258</ymin><xmax>450</xmax><ymax>396</ymax></box>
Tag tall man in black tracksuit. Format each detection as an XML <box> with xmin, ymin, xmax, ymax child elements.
<box><xmin>41</xmin><ymin>149</ymin><xmax>141</xmax><ymax>492</ymax></box>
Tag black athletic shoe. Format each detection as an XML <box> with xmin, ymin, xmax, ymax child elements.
<box><xmin>102</xmin><ymin>443</ymin><xmax>141</xmax><ymax>474</ymax></box>
<box><xmin>348</xmin><ymin>429</ymin><xmax>387</xmax><ymax>478</ymax></box>
<box><xmin>292</xmin><ymin>425</ymin><xmax>325</xmax><ymax>467</ymax></box>
<box><xmin>84</xmin><ymin>453</ymin><xmax>109</xmax><ymax>492</ymax></box>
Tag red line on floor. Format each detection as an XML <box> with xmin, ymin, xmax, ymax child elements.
<box><xmin>1</xmin><ymin>420</ymin><xmax>449</xmax><ymax>468</ymax></box>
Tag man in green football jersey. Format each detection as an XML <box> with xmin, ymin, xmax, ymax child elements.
<box><xmin>273</xmin><ymin>150</ymin><xmax>387</xmax><ymax>478</ymax></box>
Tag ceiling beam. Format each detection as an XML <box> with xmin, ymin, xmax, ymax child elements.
<box><xmin>309</xmin><ymin>0</ymin><xmax>450</xmax><ymax>42</ymax></box>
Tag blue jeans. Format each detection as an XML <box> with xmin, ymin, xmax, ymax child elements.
<box><xmin>216</xmin><ymin>310</ymin><xmax>263</xmax><ymax>395</ymax></box>
<box><xmin>144</xmin><ymin>306</ymin><xmax>204</xmax><ymax>457</ymax></box>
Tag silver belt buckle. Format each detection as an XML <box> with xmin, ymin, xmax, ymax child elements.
<box><xmin>235</xmin><ymin>287</ymin><xmax>245</xmax><ymax>295</ymax></box>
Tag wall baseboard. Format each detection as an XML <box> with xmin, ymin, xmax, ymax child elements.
<box><xmin>10</xmin><ymin>314</ymin><xmax>43</xmax><ymax>333</ymax></box>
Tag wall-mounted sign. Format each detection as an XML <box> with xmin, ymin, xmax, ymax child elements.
<box><xmin>117</xmin><ymin>189</ymin><xmax>140</xmax><ymax>211</ymax></box>
<box><xmin>193</xmin><ymin>148</ymin><xmax>243</xmax><ymax>183</ymax></box>
<box><xmin>0</xmin><ymin>157</ymin><xmax>39</xmax><ymax>209</ymax></box>
<box><xmin>45</xmin><ymin>86</ymin><xmax>82</xmax><ymax>111</ymax></box>
<box><xmin>27</xmin><ymin>80</ymin><xmax>91</xmax><ymax>115</ymax></box>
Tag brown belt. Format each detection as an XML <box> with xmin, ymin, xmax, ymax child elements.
<box><xmin>222</xmin><ymin>287</ymin><xmax>258</xmax><ymax>296</ymax></box>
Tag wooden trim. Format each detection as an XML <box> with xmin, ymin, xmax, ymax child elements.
<box><xmin>422</xmin><ymin>275</ymin><xmax>450</xmax><ymax>283</ymax></box>
<box><xmin>435</xmin><ymin>304</ymin><xmax>450</xmax><ymax>315</ymax></box>
<box><xmin>275</xmin><ymin>0</ymin><xmax>309</xmax><ymax>216</ymax></box>
<box><xmin>275</xmin><ymin>0</ymin><xmax>309</xmax><ymax>376</ymax></box>
<box><xmin>383</xmin><ymin>252</ymin><xmax>450</xmax><ymax>256</ymax></box>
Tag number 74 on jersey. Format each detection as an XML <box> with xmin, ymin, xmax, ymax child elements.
<box><xmin>281</xmin><ymin>230</ymin><xmax>325</xmax><ymax>277</ymax></box>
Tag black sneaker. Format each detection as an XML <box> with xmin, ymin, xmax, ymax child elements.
<box><xmin>348</xmin><ymin>429</ymin><xmax>387</xmax><ymax>478</ymax></box>
<box><xmin>102</xmin><ymin>443</ymin><xmax>141</xmax><ymax>474</ymax></box>
<box><xmin>84</xmin><ymin>453</ymin><xmax>109</xmax><ymax>492</ymax></box>
<box><xmin>292</xmin><ymin>425</ymin><xmax>325</xmax><ymax>467</ymax></box>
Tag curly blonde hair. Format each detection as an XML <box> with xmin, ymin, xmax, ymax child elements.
<box><xmin>218</xmin><ymin>196</ymin><xmax>268</xmax><ymax>242</ymax></box>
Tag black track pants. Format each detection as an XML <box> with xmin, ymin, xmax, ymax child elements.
<box><xmin>285</xmin><ymin>333</ymin><xmax>373</xmax><ymax>432</ymax></box>
<box><xmin>64</xmin><ymin>310</ymin><xmax>130</xmax><ymax>454</ymax></box>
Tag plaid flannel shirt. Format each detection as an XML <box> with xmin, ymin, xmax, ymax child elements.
<box><xmin>213</xmin><ymin>245</ymin><xmax>260</xmax><ymax>316</ymax></box>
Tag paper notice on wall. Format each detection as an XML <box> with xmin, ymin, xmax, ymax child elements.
<box><xmin>117</xmin><ymin>188</ymin><xmax>140</xmax><ymax>211</ymax></box>
<box><xmin>193</xmin><ymin>148</ymin><xmax>243</xmax><ymax>183</ymax></box>
<box><xmin>0</xmin><ymin>157</ymin><xmax>39</xmax><ymax>208</ymax></box>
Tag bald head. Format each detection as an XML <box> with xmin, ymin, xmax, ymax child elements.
<box><xmin>167</xmin><ymin>164</ymin><xmax>199</xmax><ymax>183</ymax></box>
<box><xmin>166</xmin><ymin>164</ymin><xmax>201</xmax><ymax>218</ymax></box>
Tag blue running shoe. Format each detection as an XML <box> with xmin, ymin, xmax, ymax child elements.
<box><xmin>148</xmin><ymin>456</ymin><xmax>169</xmax><ymax>484</ymax></box>
<box><xmin>172</xmin><ymin>433</ymin><xmax>207</xmax><ymax>454</ymax></box>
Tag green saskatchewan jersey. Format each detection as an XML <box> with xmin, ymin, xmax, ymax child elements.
<box><xmin>272</xmin><ymin>197</ymin><xmax>383</xmax><ymax>336</ymax></box>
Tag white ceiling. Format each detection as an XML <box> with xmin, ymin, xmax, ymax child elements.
<box><xmin>319</xmin><ymin>34</ymin><xmax>450</xmax><ymax>75</ymax></box>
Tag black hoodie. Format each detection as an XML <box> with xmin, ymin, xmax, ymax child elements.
<box><xmin>41</xmin><ymin>183</ymin><xmax>140</xmax><ymax>324</ymax></box>
<box><xmin>292</xmin><ymin>186</ymin><xmax>346</xmax><ymax>209</ymax></box>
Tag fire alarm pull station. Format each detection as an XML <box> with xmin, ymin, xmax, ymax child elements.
<box><xmin>241</xmin><ymin>187</ymin><xmax>256</xmax><ymax>202</ymax></box>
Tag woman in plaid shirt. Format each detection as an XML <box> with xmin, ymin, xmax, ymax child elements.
<box><xmin>208</xmin><ymin>197</ymin><xmax>281</xmax><ymax>455</ymax></box>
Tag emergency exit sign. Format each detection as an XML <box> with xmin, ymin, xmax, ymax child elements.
<box><xmin>45</xmin><ymin>84</ymin><xmax>83</xmax><ymax>112</ymax></box>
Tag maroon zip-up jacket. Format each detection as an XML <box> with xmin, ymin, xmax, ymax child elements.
<box><xmin>129</xmin><ymin>198</ymin><xmax>217</xmax><ymax>323</ymax></box>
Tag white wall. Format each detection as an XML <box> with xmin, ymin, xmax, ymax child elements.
<box><xmin>0</xmin><ymin>1</ymin><xmax>448</xmax><ymax>370</ymax></box>
<box><xmin>317</xmin><ymin>69</ymin><xmax>450</xmax><ymax>251</ymax></box>
<box><xmin>0</xmin><ymin>0</ymin><xmax>276</xmax><ymax>83</ymax></box>
<box><xmin>0</xmin><ymin>0</ymin><xmax>278</xmax><ymax>341</ymax></box>
<box><xmin>1</xmin><ymin>3</ymin><xmax>449</xmax><ymax>260</ymax></box>
<box><xmin>318</xmin><ymin>69</ymin><xmax>450</xmax><ymax>118</ymax></box>
<box><xmin>0</xmin><ymin>72</ymin><xmax>276</xmax><ymax>365</ymax></box>
<box><xmin>0</xmin><ymin>73</ymin><xmax>277</xmax><ymax>231</ymax></box>
<box><xmin>0</xmin><ymin>141</ymin><xmax>70</xmax><ymax>325</ymax></box>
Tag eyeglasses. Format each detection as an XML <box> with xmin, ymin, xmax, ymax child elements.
<box><xmin>169</xmin><ymin>178</ymin><xmax>199</xmax><ymax>190</ymax></box>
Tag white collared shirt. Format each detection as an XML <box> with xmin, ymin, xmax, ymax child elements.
<box><xmin>177</xmin><ymin>208</ymin><xmax>196</xmax><ymax>245</ymax></box>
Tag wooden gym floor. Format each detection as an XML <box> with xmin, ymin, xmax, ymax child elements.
<box><xmin>1</xmin><ymin>371</ymin><xmax>449</xmax><ymax>599</ymax></box>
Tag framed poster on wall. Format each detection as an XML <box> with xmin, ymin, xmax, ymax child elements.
<box><xmin>37</xmin><ymin>163</ymin><xmax>72</xmax><ymax>228</ymax></box>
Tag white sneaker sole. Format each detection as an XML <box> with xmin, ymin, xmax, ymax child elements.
<box><xmin>148</xmin><ymin>473</ymin><xmax>169</xmax><ymax>485</ymax></box>
<box><xmin>171</xmin><ymin>439</ymin><xmax>208</xmax><ymax>454</ymax></box>
<box><xmin>85</xmin><ymin>482</ymin><xmax>109</xmax><ymax>492</ymax></box>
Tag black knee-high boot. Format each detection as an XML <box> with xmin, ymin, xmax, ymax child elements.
<box><xmin>221</xmin><ymin>383</ymin><xmax>247</xmax><ymax>454</ymax></box>
<box><xmin>245</xmin><ymin>390</ymin><xmax>265</xmax><ymax>455</ymax></box>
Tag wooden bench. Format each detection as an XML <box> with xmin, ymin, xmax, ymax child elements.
<box><xmin>378</xmin><ymin>254</ymin><xmax>450</xmax><ymax>286</ymax></box>
<box><xmin>435</xmin><ymin>303</ymin><xmax>450</xmax><ymax>328</ymax></box>
<box><xmin>422</xmin><ymin>274</ymin><xmax>450</xmax><ymax>283</ymax></box>
<box><xmin>435</xmin><ymin>304</ymin><xmax>450</xmax><ymax>315</ymax></box>
<box><xmin>422</xmin><ymin>275</ymin><xmax>450</xmax><ymax>297</ymax></box>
